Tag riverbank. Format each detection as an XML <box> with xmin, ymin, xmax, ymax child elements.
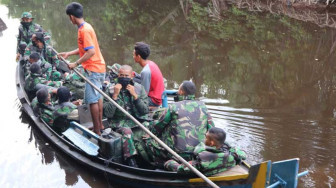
<box><xmin>192</xmin><ymin>0</ymin><xmax>336</xmax><ymax>28</ymax></box>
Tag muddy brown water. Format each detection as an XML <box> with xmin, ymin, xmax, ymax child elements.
<box><xmin>1</xmin><ymin>1</ymin><xmax>336</xmax><ymax>187</ymax></box>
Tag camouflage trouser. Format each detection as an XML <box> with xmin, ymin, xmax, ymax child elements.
<box><xmin>135</xmin><ymin>136</ymin><xmax>195</xmax><ymax>167</ymax></box>
<box><xmin>116</xmin><ymin>127</ymin><xmax>137</xmax><ymax>160</ymax></box>
<box><xmin>135</xmin><ymin>137</ymin><xmax>170</xmax><ymax>167</ymax></box>
<box><xmin>64</xmin><ymin>83</ymin><xmax>84</xmax><ymax>100</ymax></box>
<box><xmin>164</xmin><ymin>159</ymin><xmax>196</xmax><ymax>173</ymax></box>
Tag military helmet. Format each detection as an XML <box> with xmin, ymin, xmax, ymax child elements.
<box><xmin>21</xmin><ymin>12</ymin><xmax>33</xmax><ymax>19</ymax></box>
<box><xmin>107</xmin><ymin>63</ymin><xmax>121</xmax><ymax>75</ymax></box>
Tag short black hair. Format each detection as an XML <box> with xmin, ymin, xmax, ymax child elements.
<box><xmin>66</xmin><ymin>2</ymin><xmax>83</xmax><ymax>18</ymax></box>
<box><xmin>36</xmin><ymin>88</ymin><xmax>49</xmax><ymax>103</ymax></box>
<box><xmin>181</xmin><ymin>81</ymin><xmax>196</xmax><ymax>95</ymax></box>
<box><xmin>57</xmin><ymin>86</ymin><xmax>71</xmax><ymax>104</ymax></box>
<box><xmin>208</xmin><ymin>127</ymin><xmax>226</xmax><ymax>145</ymax></box>
<box><xmin>34</xmin><ymin>32</ymin><xmax>44</xmax><ymax>43</ymax></box>
<box><xmin>29</xmin><ymin>52</ymin><xmax>40</xmax><ymax>61</ymax></box>
<box><xmin>134</xmin><ymin>42</ymin><xmax>150</xmax><ymax>60</ymax></box>
<box><xmin>30</xmin><ymin>63</ymin><xmax>41</xmax><ymax>74</ymax></box>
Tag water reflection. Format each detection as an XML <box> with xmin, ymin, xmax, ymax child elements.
<box><xmin>21</xmin><ymin>112</ymin><xmax>110</xmax><ymax>187</ymax></box>
<box><xmin>1</xmin><ymin>0</ymin><xmax>336</xmax><ymax>187</ymax></box>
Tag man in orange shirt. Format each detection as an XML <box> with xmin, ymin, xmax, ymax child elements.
<box><xmin>59</xmin><ymin>2</ymin><xmax>106</xmax><ymax>135</ymax></box>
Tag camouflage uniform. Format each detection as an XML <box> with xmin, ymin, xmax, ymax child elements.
<box><xmin>25</xmin><ymin>72</ymin><xmax>62</xmax><ymax>93</ymax></box>
<box><xmin>103</xmin><ymin>82</ymin><xmax>149</xmax><ymax>161</ymax></box>
<box><xmin>63</xmin><ymin>66</ymin><xmax>85</xmax><ymax>100</ymax></box>
<box><xmin>24</xmin><ymin>42</ymin><xmax>60</xmax><ymax>68</ymax></box>
<box><xmin>31</xmin><ymin>59</ymin><xmax>52</xmax><ymax>80</ymax></box>
<box><xmin>53</xmin><ymin>102</ymin><xmax>78</xmax><ymax>121</ymax></box>
<box><xmin>17</xmin><ymin>22</ymin><xmax>51</xmax><ymax>53</ymax></box>
<box><xmin>106</xmin><ymin>63</ymin><xmax>121</xmax><ymax>83</ymax></box>
<box><xmin>164</xmin><ymin>142</ymin><xmax>246</xmax><ymax>176</ymax></box>
<box><xmin>31</xmin><ymin>97</ymin><xmax>55</xmax><ymax>125</ymax></box>
<box><xmin>53</xmin><ymin>102</ymin><xmax>78</xmax><ymax>133</ymax></box>
<box><xmin>140</xmin><ymin>95</ymin><xmax>215</xmax><ymax>165</ymax></box>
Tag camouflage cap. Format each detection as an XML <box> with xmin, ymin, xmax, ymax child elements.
<box><xmin>107</xmin><ymin>63</ymin><xmax>121</xmax><ymax>75</ymax></box>
<box><xmin>21</xmin><ymin>12</ymin><xmax>33</xmax><ymax>19</ymax></box>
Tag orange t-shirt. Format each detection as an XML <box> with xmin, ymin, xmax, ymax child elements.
<box><xmin>77</xmin><ymin>22</ymin><xmax>106</xmax><ymax>73</ymax></box>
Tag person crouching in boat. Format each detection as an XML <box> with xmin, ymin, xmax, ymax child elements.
<box><xmin>25</xmin><ymin>63</ymin><xmax>62</xmax><ymax>99</ymax></box>
<box><xmin>139</xmin><ymin>81</ymin><xmax>214</xmax><ymax>167</ymax></box>
<box><xmin>24</xmin><ymin>52</ymin><xmax>52</xmax><ymax>80</ymax></box>
<box><xmin>103</xmin><ymin>65</ymin><xmax>149</xmax><ymax>167</ymax></box>
<box><xmin>23</xmin><ymin>32</ymin><xmax>67</xmax><ymax>74</ymax></box>
<box><xmin>53</xmin><ymin>86</ymin><xmax>82</xmax><ymax>133</ymax></box>
<box><xmin>31</xmin><ymin>87</ymin><xmax>55</xmax><ymax>125</ymax></box>
<box><xmin>164</xmin><ymin>127</ymin><xmax>246</xmax><ymax>176</ymax></box>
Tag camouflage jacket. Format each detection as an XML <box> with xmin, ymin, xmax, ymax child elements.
<box><xmin>36</xmin><ymin>59</ymin><xmax>52</xmax><ymax>80</ymax></box>
<box><xmin>164</xmin><ymin>142</ymin><xmax>247</xmax><ymax>176</ymax></box>
<box><xmin>151</xmin><ymin>95</ymin><xmax>215</xmax><ymax>154</ymax></box>
<box><xmin>24</xmin><ymin>43</ymin><xmax>59</xmax><ymax>67</ymax></box>
<box><xmin>31</xmin><ymin>97</ymin><xmax>55</xmax><ymax>125</ymax></box>
<box><xmin>103</xmin><ymin>82</ymin><xmax>149</xmax><ymax>129</ymax></box>
<box><xmin>63</xmin><ymin>66</ymin><xmax>85</xmax><ymax>100</ymax></box>
<box><xmin>25</xmin><ymin>73</ymin><xmax>62</xmax><ymax>92</ymax></box>
<box><xmin>64</xmin><ymin>66</ymin><xmax>85</xmax><ymax>88</ymax></box>
<box><xmin>23</xmin><ymin>60</ymin><xmax>52</xmax><ymax>80</ymax></box>
<box><xmin>17</xmin><ymin>23</ymin><xmax>51</xmax><ymax>52</ymax></box>
<box><xmin>53</xmin><ymin>102</ymin><xmax>78</xmax><ymax>121</ymax></box>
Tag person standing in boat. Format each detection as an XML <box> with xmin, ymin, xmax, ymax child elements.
<box><xmin>164</xmin><ymin>127</ymin><xmax>246</xmax><ymax>176</ymax></box>
<box><xmin>133</xmin><ymin>42</ymin><xmax>164</xmax><ymax>107</ymax></box>
<box><xmin>103</xmin><ymin>65</ymin><xmax>149</xmax><ymax>167</ymax></box>
<box><xmin>139</xmin><ymin>81</ymin><xmax>214</xmax><ymax>166</ymax></box>
<box><xmin>16</xmin><ymin>12</ymin><xmax>51</xmax><ymax>61</ymax></box>
<box><xmin>59</xmin><ymin>2</ymin><xmax>106</xmax><ymax>135</ymax></box>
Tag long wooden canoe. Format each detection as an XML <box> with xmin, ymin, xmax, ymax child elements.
<box><xmin>16</xmin><ymin>59</ymin><xmax>307</xmax><ymax>188</ymax></box>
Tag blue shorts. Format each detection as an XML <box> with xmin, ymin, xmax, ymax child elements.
<box><xmin>84</xmin><ymin>71</ymin><xmax>105</xmax><ymax>104</ymax></box>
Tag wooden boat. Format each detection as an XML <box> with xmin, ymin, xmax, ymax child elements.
<box><xmin>16</xmin><ymin>60</ymin><xmax>307</xmax><ymax>188</ymax></box>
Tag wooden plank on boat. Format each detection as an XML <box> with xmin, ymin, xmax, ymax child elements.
<box><xmin>188</xmin><ymin>165</ymin><xmax>249</xmax><ymax>183</ymax></box>
<box><xmin>62</xmin><ymin>128</ymin><xmax>99</xmax><ymax>156</ymax></box>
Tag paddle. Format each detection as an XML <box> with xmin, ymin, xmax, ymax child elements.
<box><xmin>53</xmin><ymin>48</ymin><xmax>220</xmax><ymax>188</ymax></box>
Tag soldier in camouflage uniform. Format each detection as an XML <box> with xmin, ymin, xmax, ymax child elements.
<box><xmin>25</xmin><ymin>52</ymin><xmax>52</xmax><ymax>80</ymax></box>
<box><xmin>103</xmin><ymin>65</ymin><xmax>149</xmax><ymax>167</ymax></box>
<box><xmin>16</xmin><ymin>12</ymin><xmax>51</xmax><ymax>60</ymax></box>
<box><xmin>32</xmin><ymin>87</ymin><xmax>55</xmax><ymax>125</ymax></box>
<box><xmin>24</xmin><ymin>32</ymin><xmax>59</xmax><ymax>69</ymax></box>
<box><xmin>139</xmin><ymin>81</ymin><xmax>214</xmax><ymax>166</ymax></box>
<box><xmin>105</xmin><ymin>63</ymin><xmax>121</xmax><ymax>84</ymax></box>
<box><xmin>63</xmin><ymin>65</ymin><xmax>85</xmax><ymax>100</ymax></box>
<box><xmin>164</xmin><ymin>127</ymin><xmax>246</xmax><ymax>176</ymax></box>
<box><xmin>25</xmin><ymin>63</ymin><xmax>62</xmax><ymax>98</ymax></box>
<box><xmin>53</xmin><ymin>86</ymin><xmax>81</xmax><ymax>133</ymax></box>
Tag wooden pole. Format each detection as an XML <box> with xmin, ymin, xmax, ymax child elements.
<box><xmin>54</xmin><ymin>48</ymin><xmax>220</xmax><ymax>188</ymax></box>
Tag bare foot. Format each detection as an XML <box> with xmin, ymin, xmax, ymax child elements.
<box><xmin>94</xmin><ymin>129</ymin><xmax>101</xmax><ymax>136</ymax></box>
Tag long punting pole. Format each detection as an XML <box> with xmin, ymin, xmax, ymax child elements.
<box><xmin>53</xmin><ymin>48</ymin><xmax>220</xmax><ymax>188</ymax></box>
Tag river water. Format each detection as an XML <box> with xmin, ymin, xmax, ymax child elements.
<box><xmin>0</xmin><ymin>1</ymin><xmax>335</xmax><ymax>187</ymax></box>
